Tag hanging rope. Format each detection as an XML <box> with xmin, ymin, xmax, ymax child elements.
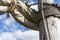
<box><xmin>41</xmin><ymin>0</ymin><xmax>51</xmax><ymax>40</ymax></box>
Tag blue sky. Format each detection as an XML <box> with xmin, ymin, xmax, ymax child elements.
<box><xmin>54</xmin><ymin>0</ymin><xmax>60</xmax><ymax>4</ymax></box>
<box><xmin>27</xmin><ymin>0</ymin><xmax>60</xmax><ymax>4</ymax></box>
<box><xmin>0</xmin><ymin>13</ymin><xmax>29</xmax><ymax>32</ymax></box>
<box><xmin>0</xmin><ymin>0</ymin><xmax>60</xmax><ymax>40</ymax></box>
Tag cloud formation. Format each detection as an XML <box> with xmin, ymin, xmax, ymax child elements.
<box><xmin>44</xmin><ymin>0</ymin><xmax>54</xmax><ymax>4</ymax></box>
<box><xmin>28</xmin><ymin>0</ymin><xmax>38</xmax><ymax>11</ymax></box>
<box><xmin>0</xmin><ymin>30</ymin><xmax>39</xmax><ymax>40</ymax></box>
<box><xmin>0</xmin><ymin>13</ymin><xmax>39</xmax><ymax>40</ymax></box>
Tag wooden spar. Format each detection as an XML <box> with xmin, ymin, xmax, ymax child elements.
<box><xmin>38</xmin><ymin>0</ymin><xmax>48</xmax><ymax>40</ymax></box>
<box><xmin>16</xmin><ymin>1</ymin><xmax>38</xmax><ymax>23</ymax></box>
<box><xmin>11</xmin><ymin>9</ymin><xmax>39</xmax><ymax>30</ymax></box>
<box><xmin>0</xmin><ymin>0</ymin><xmax>38</xmax><ymax>23</ymax></box>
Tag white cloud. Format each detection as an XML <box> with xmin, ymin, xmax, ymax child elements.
<box><xmin>3</xmin><ymin>16</ymin><xmax>15</xmax><ymax>25</ymax></box>
<box><xmin>0</xmin><ymin>32</ymin><xmax>16</xmax><ymax>40</ymax></box>
<box><xmin>28</xmin><ymin>0</ymin><xmax>38</xmax><ymax>11</ymax></box>
<box><xmin>14</xmin><ymin>30</ymin><xmax>39</xmax><ymax>40</ymax></box>
<box><xmin>0</xmin><ymin>30</ymin><xmax>39</xmax><ymax>40</ymax></box>
<box><xmin>30</xmin><ymin>5</ymin><xmax>38</xmax><ymax>11</ymax></box>
<box><xmin>44</xmin><ymin>0</ymin><xmax>54</xmax><ymax>4</ymax></box>
<box><xmin>0</xmin><ymin>13</ymin><xmax>7</xmax><ymax>20</ymax></box>
<box><xmin>0</xmin><ymin>14</ymin><xmax>19</xmax><ymax>32</ymax></box>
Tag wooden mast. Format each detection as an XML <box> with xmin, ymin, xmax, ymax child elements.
<box><xmin>38</xmin><ymin>0</ymin><xmax>50</xmax><ymax>40</ymax></box>
<box><xmin>38</xmin><ymin>0</ymin><xmax>46</xmax><ymax>40</ymax></box>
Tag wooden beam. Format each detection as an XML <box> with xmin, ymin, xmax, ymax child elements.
<box><xmin>11</xmin><ymin>9</ymin><xmax>39</xmax><ymax>30</ymax></box>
